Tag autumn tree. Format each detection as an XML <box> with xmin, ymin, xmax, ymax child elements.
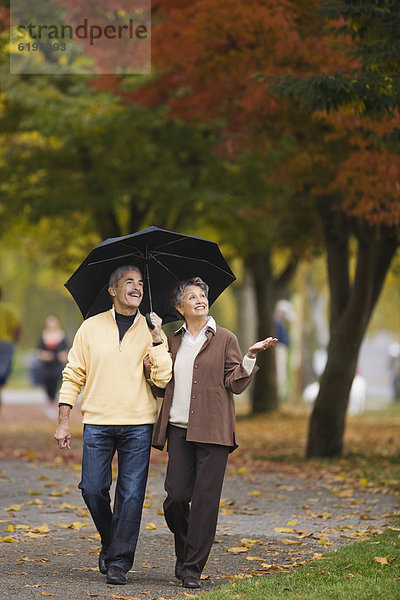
<box><xmin>135</xmin><ymin>0</ymin><xmax>369</xmax><ymax>414</ymax></box>
<box><xmin>0</xmin><ymin>70</ymin><xmax>219</xmax><ymax>262</ymax></box>
<box><xmin>258</xmin><ymin>0</ymin><xmax>400</xmax><ymax>456</ymax></box>
<box><xmin>135</xmin><ymin>0</ymin><xmax>341</xmax><ymax>412</ymax></box>
<box><xmin>264</xmin><ymin>0</ymin><xmax>400</xmax><ymax>122</ymax></box>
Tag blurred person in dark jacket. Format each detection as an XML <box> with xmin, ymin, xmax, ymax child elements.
<box><xmin>36</xmin><ymin>315</ymin><xmax>69</xmax><ymax>419</ymax></box>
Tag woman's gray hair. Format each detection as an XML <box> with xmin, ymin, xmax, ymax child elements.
<box><xmin>108</xmin><ymin>265</ymin><xmax>143</xmax><ymax>288</ymax></box>
<box><xmin>170</xmin><ymin>277</ymin><xmax>209</xmax><ymax>317</ymax></box>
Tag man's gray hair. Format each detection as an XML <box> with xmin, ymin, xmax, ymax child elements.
<box><xmin>170</xmin><ymin>277</ymin><xmax>209</xmax><ymax>317</ymax></box>
<box><xmin>108</xmin><ymin>265</ymin><xmax>143</xmax><ymax>288</ymax></box>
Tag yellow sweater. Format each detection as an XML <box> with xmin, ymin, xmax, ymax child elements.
<box><xmin>58</xmin><ymin>310</ymin><xmax>172</xmax><ymax>425</ymax></box>
<box><xmin>0</xmin><ymin>303</ymin><xmax>20</xmax><ymax>342</ymax></box>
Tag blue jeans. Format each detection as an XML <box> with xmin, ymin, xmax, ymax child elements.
<box><xmin>79</xmin><ymin>424</ymin><xmax>153</xmax><ymax>572</ymax></box>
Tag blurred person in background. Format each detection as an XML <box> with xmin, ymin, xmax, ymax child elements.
<box><xmin>36</xmin><ymin>315</ymin><xmax>69</xmax><ymax>419</ymax></box>
<box><xmin>273</xmin><ymin>299</ymin><xmax>293</xmax><ymax>401</ymax></box>
<box><xmin>388</xmin><ymin>341</ymin><xmax>400</xmax><ymax>401</ymax></box>
<box><xmin>0</xmin><ymin>286</ymin><xmax>21</xmax><ymax>411</ymax></box>
<box><xmin>150</xmin><ymin>277</ymin><xmax>278</xmax><ymax>589</ymax></box>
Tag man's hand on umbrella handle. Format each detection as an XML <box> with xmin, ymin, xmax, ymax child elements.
<box><xmin>247</xmin><ymin>337</ymin><xmax>278</xmax><ymax>358</ymax></box>
<box><xmin>54</xmin><ymin>423</ymin><xmax>71</xmax><ymax>450</ymax></box>
<box><xmin>149</xmin><ymin>312</ymin><xmax>163</xmax><ymax>343</ymax></box>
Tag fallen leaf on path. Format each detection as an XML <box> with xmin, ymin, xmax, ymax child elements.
<box><xmin>273</xmin><ymin>527</ymin><xmax>296</xmax><ymax>534</ymax></box>
<box><xmin>296</xmin><ymin>530</ymin><xmax>313</xmax><ymax>538</ymax></box>
<box><xmin>237</xmin><ymin>467</ymin><xmax>249</xmax><ymax>474</ymax></box>
<box><xmin>145</xmin><ymin>522</ymin><xmax>157</xmax><ymax>530</ymax></box>
<box><xmin>227</xmin><ymin>546</ymin><xmax>248</xmax><ymax>553</ymax></box>
<box><xmin>281</xmin><ymin>539</ymin><xmax>303</xmax><ymax>545</ymax></box>
<box><xmin>58</xmin><ymin>521</ymin><xmax>88</xmax><ymax>530</ymax></box>
<box><xmin>220</xmin><ymin>499</ymin><xmax>235</xmax><ymax>507</ymax></box>
<box><xmin>25</xmin><ymin>532</ymin><xmax>48</xmax><ymax>539</ymax></box>
<box><xmin>4</xmin><ymin>504</ymin><xmax>23</xmax><ymax>512</ymax></box>
<box><xmin>221</xmin><ymin>507</ymin><xmax>234</xmax><ymax>515</ymax></box>
<box><xmin>0</xmin><ymin>535</ymin><xmax>16</xmax><ymax>542</ymax></box>
<box><xmin>240</xmin><ymin>538</ymin><xmax>260</xmax><ymax>547</ymax></box>
<box><xmin>110</xmin><ymin>595</ymin><xmax>144</xmax><ymax>600</ymax></box>
<box><xmin>31</xmin><ymin>524</ymin><xmax>50</xmax><ymax>534</ymax></box>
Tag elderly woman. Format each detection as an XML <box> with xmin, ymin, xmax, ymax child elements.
<box><xmin>151</xmin><ymin>277</ymin><xmax>277</xmax><ymax>589</ymax></box>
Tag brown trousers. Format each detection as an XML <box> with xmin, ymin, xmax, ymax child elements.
<box><xmin>163</xmin><ymin>425</ymin><xmax>230</xmax><ymax>578</ymax></box>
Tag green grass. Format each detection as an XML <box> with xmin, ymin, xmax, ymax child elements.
<box><xmin>193</xmin><ymin>526</ymin><xmax>400</xmax><ymax>600</ymax></box>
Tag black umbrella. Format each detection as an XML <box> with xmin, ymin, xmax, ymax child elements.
<box><xmin>65</xmin><ymin>226</ymin><xmax>236</xmax><ymax>324</ymax></box>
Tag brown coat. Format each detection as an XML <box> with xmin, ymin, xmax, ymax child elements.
<box><xmin>152</xmin><ymin>325</ymin><xmax>258</xmax><ymax>452</ymax></box>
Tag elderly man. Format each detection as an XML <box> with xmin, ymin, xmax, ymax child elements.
<box><xmin>54</xmin><ymin>265</ymin><xmax>172</xmax><ymax>585</ymax></box>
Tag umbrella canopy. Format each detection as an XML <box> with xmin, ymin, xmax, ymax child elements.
<box><xmin>65</xmin><ymin>226</ymin><xmax>236</xmax><ymax>323</ymax></box>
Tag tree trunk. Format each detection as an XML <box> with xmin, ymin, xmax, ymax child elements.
<box><xmin>306</xmin><ymin>209</ymin><xmax>398</xmax><ymax>458</ymax></box>
<box><xmin>246</xmin><ymin>251</ymin><xmax>278</xmax><ymax>412</ymax></box>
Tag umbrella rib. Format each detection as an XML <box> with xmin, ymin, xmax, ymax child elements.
<box><xmin>87</xmin><ymin>250</ymin><xmax>144</xmax><ymax>267</ymax></box>
<box><xmin>148</xmin><ymin>251</ymin><xmax>235</xmax><ymax>277</ymax></box>
<box><xmin>117</xmin><ymin>237</ymin><xmax>190</xmax><ymax>253</ymax></box>
<box><xmin>147</xmin><ymin>254</ymin><xmax>183</xmax><ymax>282</ymax></box>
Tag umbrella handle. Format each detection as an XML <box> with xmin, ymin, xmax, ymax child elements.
<box><xmin>145</xmin><ymin>313</ymin><xmax>155</xmax><ymax>330</ymax></box>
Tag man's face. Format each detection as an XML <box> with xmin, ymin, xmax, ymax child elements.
<box><xmin>108</xmin><ymin>270</ymin><xmax>143</xmax><ymax>314</ymax></box>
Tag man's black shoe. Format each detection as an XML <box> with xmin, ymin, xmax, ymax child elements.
<box><xmin>182</xmin><ymin>576</ymin><xmax>201</xmax><ymax>589</ymax></box>
<box><xmin>98</xmin><ymin>547</ymin><xmax>108</xmax><ymax>574</ymax></box>
<box><xmin>175</xmin><ymin>560</ymin><xmax>184</xmax><ymax>580</ymax></box>
<box><xmin>106</xmin><ymin>566</ymin><xmax>127</xmax><ymax>585</ymax></box>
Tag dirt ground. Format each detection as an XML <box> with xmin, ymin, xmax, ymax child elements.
<box><xmin>0</xmin><ymin>400</ymin><xmax>399</xmax><ymax>600</ymax></box>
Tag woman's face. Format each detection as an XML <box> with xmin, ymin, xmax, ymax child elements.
<box><xmin>177</xmin><ymin>285</ymin><xmax>209</xmax><ymax>320</ymax></box>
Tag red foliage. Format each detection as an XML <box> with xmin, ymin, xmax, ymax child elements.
<box><xmin>135</xmin><ymin>1</ymin><xmax>354</xmax><ymax>137</ymax></box>
<box><xmin>333</xmin><ymin>150</ymin><xmax>400</xmax><ymax>226</ymax></box>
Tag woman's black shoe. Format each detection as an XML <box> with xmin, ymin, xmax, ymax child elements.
<box><xmin>106</xmin><ymin>566</ymin><xmax>127</xmax><ymax>585</ymax></box>
<box><xmin>182</xmin><ymin>576</ymin><xmax>201</xmax><ymax>589</ymax></box>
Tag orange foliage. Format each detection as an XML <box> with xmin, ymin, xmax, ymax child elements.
<box><xmin>129</xmin><ymin>0</ymin><xmax>399</xmax><ymax>226</ymax></box>
<box><xmin>333</xmin><ymin>150</ymin><xmax>400</xmax><ymax>226</ymax></box>
<box><xmin>136</xmin><ymin>0</ymin><xmax>354</xmax><ymax>149</ymax></box>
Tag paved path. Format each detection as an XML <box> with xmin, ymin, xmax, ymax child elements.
<box><xmin>0</xmin><ymin>452</ymin><xmax>398</xmax><ymax>600</ymax></box>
